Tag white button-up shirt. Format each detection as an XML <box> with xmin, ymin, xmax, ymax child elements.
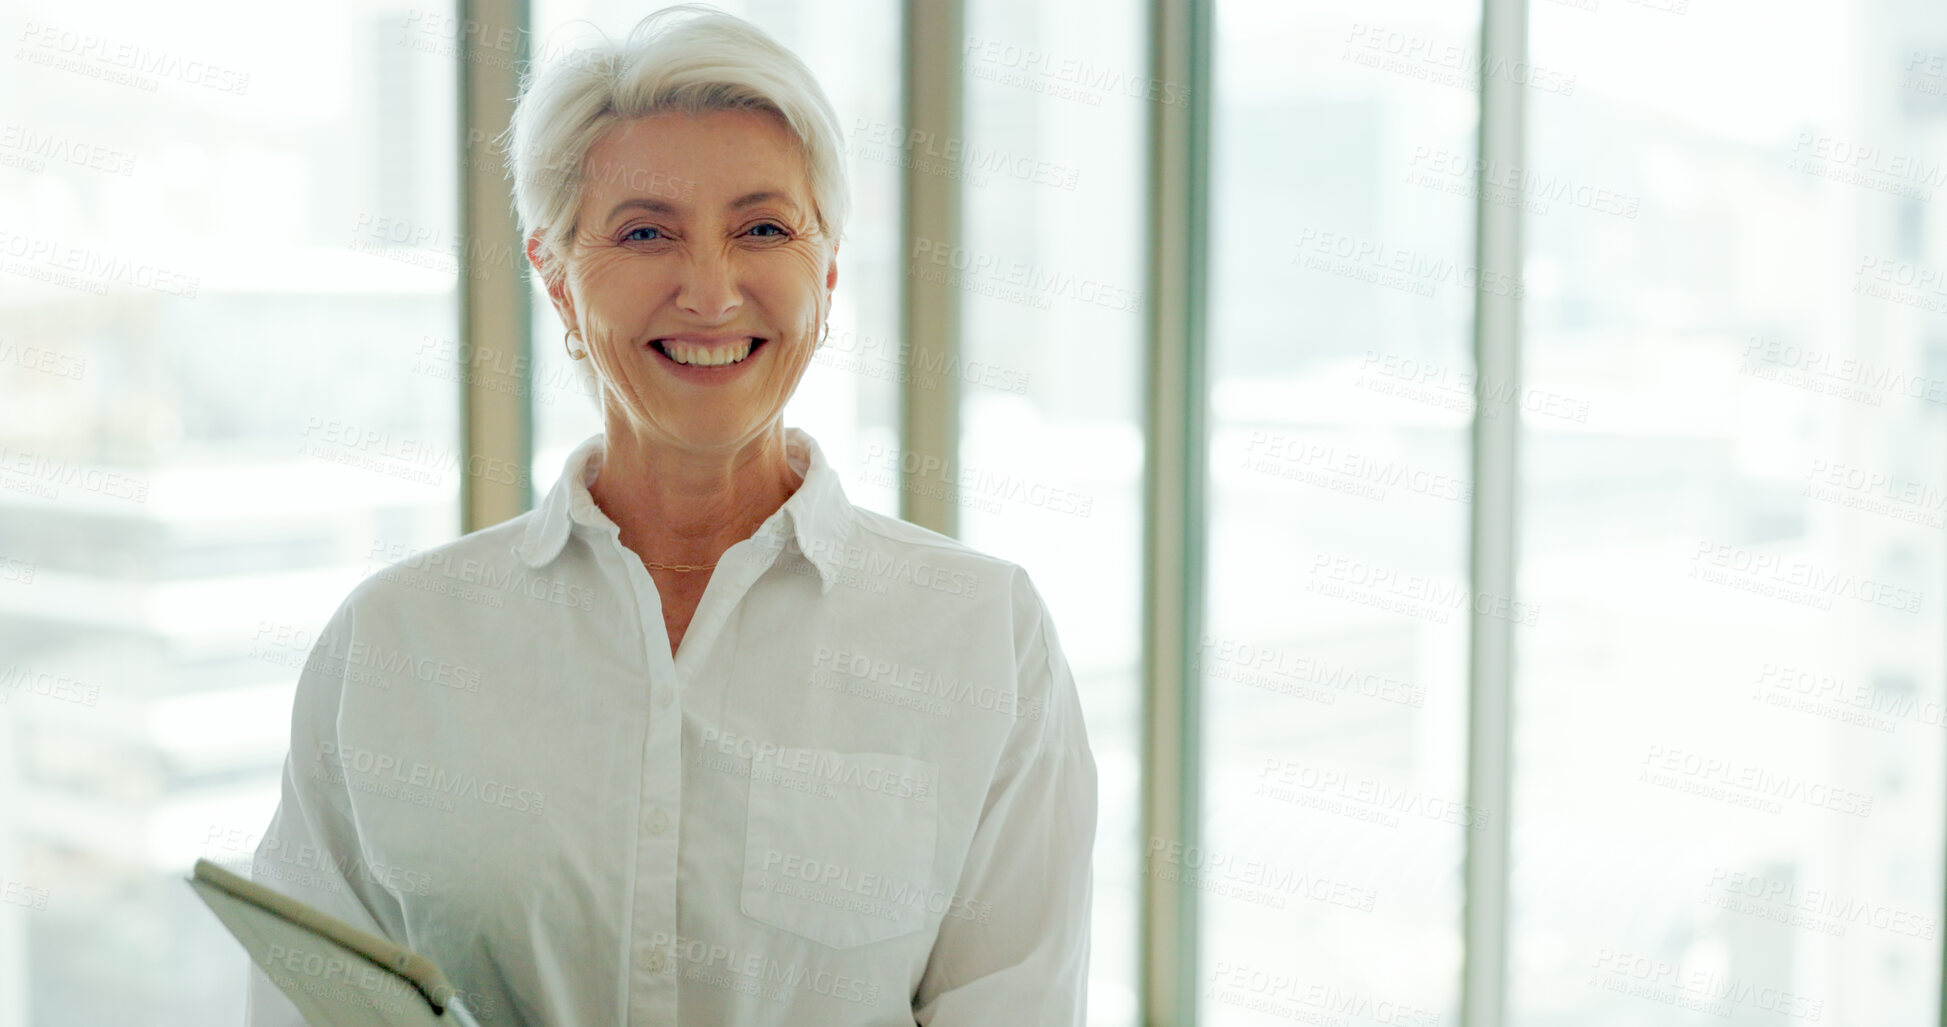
<box><xmin>243</xmin><ymin>427</ymin><xmax>1097</xmax><ymax>1026</ymax></box>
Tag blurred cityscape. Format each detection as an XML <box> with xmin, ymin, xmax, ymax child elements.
<box><xmin>2</xmin><ymin>0</ymin><xmax>1944</xmax><ymax>1025</ymax></box>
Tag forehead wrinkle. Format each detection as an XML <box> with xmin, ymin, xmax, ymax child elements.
<box><xmin>602</xmin><ymin>190</ymin><xmax>806</xmax><ymax>225</ymax></box>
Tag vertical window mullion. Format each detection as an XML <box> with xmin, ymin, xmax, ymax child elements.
<box><xmin>460</xmin><ymin>0</ymin><xmax>535</xmax><ymax>530</ymax></box>
<box><xmin>1461</xmin><ymin>0</ymin><xmax>1526</xmax><ymax>1024</ymax></box>
<box><xmin>1139</xmin><ymin>0</ymin><xmax>1212</xmax><ymax>1022</ymax></box>
<box><xmin>898</xmin><ymin>0</ymin><xmax>964</xmax><ymax>537</ymax></box>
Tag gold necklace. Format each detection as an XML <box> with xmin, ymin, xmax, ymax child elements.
<box><xmin>643</xmin><ymin>558</ymin><xmax>717</xmax><ymax>572</ymax></box>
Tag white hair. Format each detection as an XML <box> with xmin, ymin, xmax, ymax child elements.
<box><xmin>502</xmin><ymin>3</ymin><xmax>851</xmax><ymax>282</ymax></box>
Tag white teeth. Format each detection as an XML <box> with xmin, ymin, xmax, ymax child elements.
<box><xmin>663</xmin><ymin>339</ymin><xmax>755</xmax><ymax>366</ymax></box>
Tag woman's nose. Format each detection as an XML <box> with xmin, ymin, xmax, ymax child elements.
<box><xmin>676</xmin><ymin>250</ymin><xmax>742</xmax><ymax>321</ymax></box>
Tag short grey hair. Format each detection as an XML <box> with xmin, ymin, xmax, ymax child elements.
<box><xmin>502</xmin><ymin>3</ymin><xmax>851</xmax><ymax>281</ymax></box>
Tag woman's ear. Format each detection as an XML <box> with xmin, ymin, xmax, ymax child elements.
<box><xmin>526</xmin><ymin>232</ymin><xmax>578</xmax><ymax>332</ymax></box>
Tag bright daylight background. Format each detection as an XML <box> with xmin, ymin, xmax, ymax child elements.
<box><xmin>0</xmin><ymin>0</ymin><xmax>1943</xmax><ymax>1024</ymax></box>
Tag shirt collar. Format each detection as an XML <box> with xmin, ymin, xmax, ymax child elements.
<box><xmin>514</xmin><ymin>427</ymin><xmax>856</xmax><ymax>595</ymax></box>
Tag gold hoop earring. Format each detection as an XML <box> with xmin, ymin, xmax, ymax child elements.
<box><xmin>564</xmin><ymin>329</ymin><xmax>586</xmax><ymax>360</ymax></box>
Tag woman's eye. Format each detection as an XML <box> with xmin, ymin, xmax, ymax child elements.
<box><xmin>748</xmin><ymin>222</ymin><xmax>788</xmax><ymax>238</ymax></box>
<box><xmin>624</xmin><ymin>226</ymin><xmax>662</xmax><ymax>242</ymax></box>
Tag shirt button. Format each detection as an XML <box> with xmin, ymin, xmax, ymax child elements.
<box><xmin>638</xmin><ymin>946</ymin><xmax>666</xmax><ymax>973</ymax></box>
<box><xmin>647</xmin><ymin>808</ymin><xmax>668</xmax><ymax>835</ymax></box>
<box><xmin>655</xmin><ymin>689</ymin><xmax>674</xmax><ymax>709</ymax></box>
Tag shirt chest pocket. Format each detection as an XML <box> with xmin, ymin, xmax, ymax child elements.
<box><xmin>741</xmin><ymin>748</ymin><xmax>939</xmax><ymax>950</ymax></box>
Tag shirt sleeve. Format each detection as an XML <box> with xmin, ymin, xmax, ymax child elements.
<box><xmin>913</xmin><ymin>574</ymin><xmax>1099</xmax><ymax>1026</ymax></box>
<box><xmin>243</xmin><ymin>595</ymin><xmax>412</xmax><ymax>1027</ymax></box>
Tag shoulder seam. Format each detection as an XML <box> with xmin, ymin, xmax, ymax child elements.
<box><xmin>846</xmin><ymin>511</ymin><xmax>1017</xmax><ymax>569</ymax></box>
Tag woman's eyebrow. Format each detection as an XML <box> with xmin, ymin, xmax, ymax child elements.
<box><xmin>727</xmin><ymin>190</ymin><xmax>793</xmax><ymax>210</ymax></box>
<box><xmin>605</xmin><ymin>197</ymin><xmax>679</xmax><ymax>221</ymax></box>
<box><xmin>604</xmin><ymin>190</ymin><xmax>798</xmax><ymax>223</ymax></box>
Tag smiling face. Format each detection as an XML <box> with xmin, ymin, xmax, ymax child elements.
<box><xmin>534</xmin><ymin>107</ymin><xmax>837</xmax><ymax>457</ymax></box>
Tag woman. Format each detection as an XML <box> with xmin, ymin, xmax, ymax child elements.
<box><xmin>245</xmin><ymin>5</ymin><xmax>1096</xmax><ymax>1025</ymax></box>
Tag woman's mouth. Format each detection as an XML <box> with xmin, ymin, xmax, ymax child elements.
<box><xmin>648</xmin><ymin>337</ymin><xmax>768</xmax><ymax>376</ymax></box>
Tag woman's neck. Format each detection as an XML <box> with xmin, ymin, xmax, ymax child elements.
<box><xmin>589</xmin><ymin>420</ymin><xmax>803</xmax><ymax>569</ymax></box>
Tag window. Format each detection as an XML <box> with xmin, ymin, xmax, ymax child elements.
<box><xmin>7</xmin><ymin>2</ymin><xmax>1940</xmax><ymax>1024</ymax></box>
<box><xmin>958</xmin><ymin>1</ymin><xmax>1148</xmax><ymax>1019</ymax></box>
<box><xmin>0</xmin><ymin>2</ymin><xmax>460</xmax><ymax>1021</ymax></box>
<box><xmin>1513</xmin><ymin>2</ymin><xmax>1946</xmax><ymax>1021</ymax></box>
<box><xmin>1197</xmin><ymin>1</ymin><xmax>1478</xmax><ymax>1021</ymax></box>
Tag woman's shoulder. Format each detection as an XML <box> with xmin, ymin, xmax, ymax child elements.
<box><xmin>840</xmin><ymin>506</ymin><xmax>1062</xmax><ymax>640</ymax></box>
<box><xmin>333</xmin><ymin>508</ymin><xmax>579</xmax><ymax>626</ymax></box>
<box><xmin>843</xmin><ymin>505</ymin><xmax>1042</xmax><ymax>594</ymax></box>
<box><xmin>296</xmin><ymin>512</ymin><xmax>563</xmax><ymax>702</ymax></box>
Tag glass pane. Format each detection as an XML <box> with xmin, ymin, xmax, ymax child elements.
<box><xmin>527</xmin><ymin>0</ymin><xmax>901</xmax><ymax>515</ymax></box>
<box><xmin>957</xmin><ymin>1</ymin><xmax>1148</xmax><ymax>1021</ymax></box>
<box><xmin>1514</xmin><ymin>1</ymin><xmax>1946</xmax><ymax>1023</ymax></box>
<box><xmin>0</xmin><ymin>1</ymin><xmax>460</xmax><ymax>1022</ymax></box>
<box><xmin>1197</xmin><ymin>1</ymin><xmax>1480</xmax><ymax>1023</ymax></box>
